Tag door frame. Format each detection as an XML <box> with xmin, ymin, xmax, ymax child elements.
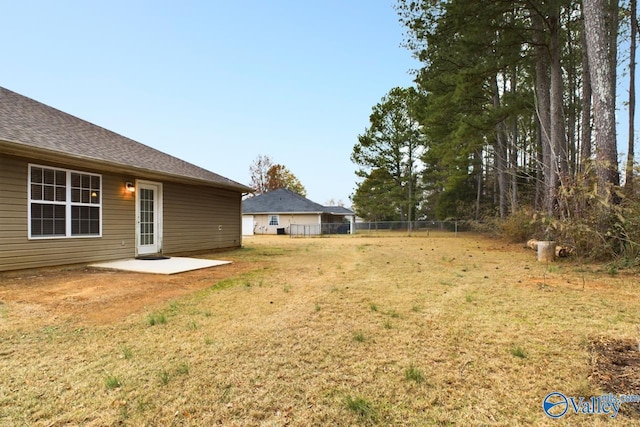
<box><xmin>135</xmin><ymin>180</ymin><xmax>163</xmax><ymax>256</ymax></box>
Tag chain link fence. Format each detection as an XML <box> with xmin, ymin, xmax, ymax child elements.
<box><xmin>289</xmin><ymin>221</ymin><xmax>469</xmax><ymax>237</ymax></box>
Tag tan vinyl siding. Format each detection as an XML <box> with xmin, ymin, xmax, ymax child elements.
<box><xmin>162</xmin><ymin>183</ymin><xmax>241</xmax><ymax>254</ymax></box>
<box><xmin>0</xmin><ymin>154</ymin><xmax>243</xmax><ymax>271</ymax></box>
<box><xmin>252</xmin><ymin>213</ymin><xmax>321</xmax><ymax>234</ymax></box>
<box><xmin>0</xmin><ymin>155</ymin><xmax>135</xmax><ymax>271</ymax></box>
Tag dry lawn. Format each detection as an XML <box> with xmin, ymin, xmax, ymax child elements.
<box><xmin>1</xmin><ymin>233</ymin><xmax>639</xmax><ymax>426</ymax></box>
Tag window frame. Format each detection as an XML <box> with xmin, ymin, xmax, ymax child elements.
<box><xmin>28</xmin><ymin>164</ymin><xmax>103</xmax><ymax>239</ymax></box>
<box><xmin>268</xmin><ymin>215</ymin><xmax>279</xmax><ymax>226</ymax></box>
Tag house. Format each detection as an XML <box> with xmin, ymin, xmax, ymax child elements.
<box><xmin>0</xmin><ymin>87</ymin><xmax>253</xmax><ymax>272</ymax></box>
<box><xmin>241</xmin><ymin>188</ymin><xmax>355</xmax><ymax>235</ymax></box>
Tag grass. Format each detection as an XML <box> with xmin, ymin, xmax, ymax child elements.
<box><xmin>104</xmin><ymin>374</ymin><xmax>122</xmax><ymax>389</ymax></box>
<box><xmin>387</xmin><ymin>309</ymin><xmax>400</xmax><ymax>318</ymax></box>
<box><xmin>176</xmin><ymin>362</ymin><xmax>190</xmax><ymax>376</ymax></box>
<box><xmin>120</xmin><ymin>345</ymin><xmax>133</xmax><ymax>360</ymax></box>
<box><xmin>158</xmin><ymin>370</ymin><xmax>170</xmax><ymax>385</ymax></box>
<box><xmin>511</xmin><ymin>345</ymin><xmax>527</xmax><ymax>359</ymax></box>
<box><xmin>353</xmin><ymin>331</ymin><xmax>366</xmax><ymax>342</ymax></box>
<box><xmin>344</xmin><ymin>395</ymin><xmax>377</xmax><ymax>421</ymax></box>
<box><xmin>188</xmin><ymin>320</ymin><xmax>199</xmax><ymax>330</ymax></box>
<box><xmin>405</xmin><ymin>364</ymin><xmax>425</xmax><ymax>383</ymax></box>
<box><xmin>2</xmin><ymin>234</ymin><xmax>640</xmax><ymax>425</ymax></box>
<box><xmin>147</xmin><ymin>312</ymin><xmax>166</xmax><ymax>326</ymax></box>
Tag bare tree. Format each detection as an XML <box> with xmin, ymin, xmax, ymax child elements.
<box><xmin>248</xmin><ymin>154</ymin><xmax>273</xmax><ymax>195</ymax></box>
<box><xmin>325</xmin><ymin>198</ymin><xmax>346</xmax><ymax>207</ymax></box>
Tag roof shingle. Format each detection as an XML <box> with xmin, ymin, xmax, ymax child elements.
<box><xmin>0</xmin><ymin>86</ymin><xmax>252</xmax><ymax>192</ymax></box>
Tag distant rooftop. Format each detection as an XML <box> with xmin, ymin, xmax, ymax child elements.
<box><xmin>242</xmin><ymin>188</ymin><xmax>354</xmax><ymax>215</ymax></box>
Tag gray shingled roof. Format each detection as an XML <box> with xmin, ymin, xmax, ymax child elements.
<box><xmin>0</xmin><ymin>86</ymin><xmax>252</xmax><ymax>192</ymax></box>
<box><xmin>323</xmin><ymin>206</ymin><xmax>355</xmax><ymax>215</ymax></box>
<box><xmin>242</xmin><ymin>188</ymin><xmax>354</xmax><ymax>215</ymax></box>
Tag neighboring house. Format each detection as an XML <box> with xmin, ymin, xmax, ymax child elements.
<box><xmin>0</xmin><ymin>87</ymin><xmax>253</xmax><ymax>272</ymax></box>
<box><xmin>241</xmin><ymin>188</ymin><xmax>355</xmax><ymax>235</ymax></box>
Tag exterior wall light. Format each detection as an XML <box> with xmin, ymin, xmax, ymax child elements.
<box><xmin>125</xmin><ymin>182</ymin><xmax>136</xmax><ymax>193</ymax></box>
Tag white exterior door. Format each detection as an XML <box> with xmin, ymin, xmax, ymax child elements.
<box><xmin>242</xmin><ymin>215</ymin><xmax>254</xmax><ymax>236</ymax></box>
<box><xmin>136</xmin><ymin>181</ymin><xmax>162</xmax><ymax>255</ymax></box>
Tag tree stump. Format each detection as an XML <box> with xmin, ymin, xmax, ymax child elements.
<box><xmin>537</xmin><ymin>241</ymin><xmax>556</xmax><ymax>262</ymax></box>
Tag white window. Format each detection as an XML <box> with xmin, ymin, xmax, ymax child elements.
<box><xmin>268</xmin><ymin>215</ymin><xmax>279</xmax><ymax>226</ymax></box>
<box><xmin>29</xmin><ymin>164</ymin><xmax>101</xmax><ymax>238</ymax></box>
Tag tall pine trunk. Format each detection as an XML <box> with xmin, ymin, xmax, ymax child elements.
<box><xmin>583</xmin><ymin>0</ymin><xmax>620</xmax><ymax>201</ymax></box>
<box><xmin>580</xmin><ymin>9</ymin><xmax>593</xmax><ymax>175</ymax></box>
<box><xmin>475</xmin><ymin>148</ymin><xmax>482</xmax><ymax>220</ymax></box>
<box><xmin>550</xmin><ymin>4</ymin><xmax>570</xmax><ymax>186</ymax></box>
<box><xmin>627</xmin><ymin>0</ymin><xmax>637</xmax><ymax>193</ymax></box>
<box><xmin>530</xmin><ymin>7</ymin><xmax>554</xmax><ymax>215</ymax></box>
<box><xmin>510</xmin><ymin>67</ymin><xmax>519</xmax><ymax>213</ymax></box>
<box><xmin>492</xmin><ymin>75</ymin><xmax>508</xmax><ymax>218</ymax></box>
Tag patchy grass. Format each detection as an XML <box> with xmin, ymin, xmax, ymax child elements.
<box><xmin>1</xmin><ymin>234</ymin><xmax>640</xmax><ymax>425</ymax></box>
<box><xmin>158</xmin><ymin>370</ymin><xmax>170</xmax><ymax>386</ymax></box>
<box><xmin>353</xmin><ymin>331</ymin><xmax>366</xmax><ymax>343</ymax></box>
<box><xmin>120</xmin><ymin>345</ymin><xmax>133</xmax><ymax>360</ymax></box>
<box><xmin>104</xmin><ymin>374</ymin><xmax>122</xmax><ymax>390</ymax></box>
<box><xmin>404</xmin><ymin>364</ymin><xmax>426</xmax><ymax>384</ymax></box>
<box><xmin>146</xmin><ymin>312</ymin><xmax>166</xmax><ymax>326</ymax></box>
<box><xmin>344</xmin><ymin>395</ymin><xmax>377</xmax><ymax>422</ymax></box>
<box><xmin>511</xmin><ymin>345</ymin><xmax>527</xmax><ymax>359</ymax></box>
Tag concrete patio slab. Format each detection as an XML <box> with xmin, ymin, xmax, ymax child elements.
<box><xmin>89</xmin><ymin>257</ymin><xmax>232</xmax><ymax>275</ymax></box>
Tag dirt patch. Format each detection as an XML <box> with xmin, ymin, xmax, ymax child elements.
<box><xmin>590</xmin><ymin>337</ymin><xmax>640</xmax><ymax>416</ymax></box>
<box><xmin>0</xmin><ymin>260</ymin><xmax>254</xmax><ymax>325</ymax></box>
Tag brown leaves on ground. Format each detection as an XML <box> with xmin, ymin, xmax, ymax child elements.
<box><xmin>590</xmin><ymin>336</ymin><xmax>640</xmax><ymax>417</ymax></box>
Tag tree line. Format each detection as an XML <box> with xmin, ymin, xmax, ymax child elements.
<box><xmin>352</xmin><ymin>0</ymin><xmax>637</xmax><ymax>229</ymax></box>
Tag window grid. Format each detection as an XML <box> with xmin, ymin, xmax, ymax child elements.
<box><xmin>268</xmin><ymin>215</ymin><xmax>279</xmax><ymax>226</ymax></box>
<box><xmin>29</xmin><ymin>165</ymin><xmax>102</xmax><ymax>238</ymax></box>
<box><xmin>139</xmin><ymin>188</ymin><xmax>155</xmax><ymax>245</ymax></box>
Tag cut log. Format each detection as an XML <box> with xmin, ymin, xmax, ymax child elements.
<box><xmin>555</xmin><ymin>245</ymin><xmax>573</xmax><ymax>258</ymax></box>
<box><xmin>537</xmin><ymin>241</ymin><xmax>556</xmax><ymax>262</ymax></box>
<box><xmin>527</xmin><ymin>239</ymin><xmax>572</xmax><ymax>258</ymax></box>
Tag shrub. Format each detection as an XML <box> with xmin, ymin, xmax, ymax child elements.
<box><xmin>500</xmin><ymin>207</ymin><xmax>539</xmax><ymax>243</ymax></box>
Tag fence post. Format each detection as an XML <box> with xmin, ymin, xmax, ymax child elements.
<box><xmin>455</xmin><ymin>221</ymin><xmax>458</xmax><ymax>237</ymax></box>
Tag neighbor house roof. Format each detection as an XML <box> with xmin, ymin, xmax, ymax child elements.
<box><xmin>0</xmin><ymin>86</ymin><xmax>252</xmax><ymax>193</ymax></box>
<box><xmin>242</xmin><ymin>188</ymin><xmax>354</xmax><ymax>215</ymax></box>
<box><xmin>323</xmin><ymin>206</ymin><xmax>354</xmax><ymax>215</ymax></box>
